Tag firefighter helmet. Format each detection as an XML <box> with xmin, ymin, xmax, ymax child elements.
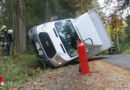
<box><xmin>8</xmin><ymin>29</ymin><xmax>13</xmax><ymax>34</ymax></box>
<box><xmin>2</xmin><ymin>25</ymin><xmax>6</xmax><ymax>29</ymax></box>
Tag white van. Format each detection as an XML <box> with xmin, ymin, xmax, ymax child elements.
<box><xmin>28</xmin><ymin>10</ymin><xmax>112</xmax><ymax>67</ymax></box>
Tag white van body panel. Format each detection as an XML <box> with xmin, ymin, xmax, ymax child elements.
<box><xmin>74</xmin><ymin>13</ymin><xmax>103</xmax><ymax>46</ymax></box>
<box><xmin>74</xmin><ymin>10</ymin><xmax>112</xmax><ymax>57</ymax></box>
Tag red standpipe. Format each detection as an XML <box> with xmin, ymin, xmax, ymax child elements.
<box><xmin>77</xmin><ymin>42</ymin><xmax>89</xmax><ymax>74</ymax></box>
<box><xmin>0</xmin><ymin>76</ymin><xmax>3</xmax><ymax>83</ymax></box>
<box><xmin>0</xmin><ymin>76</ymin><xmax>4</xmax><ymax>86</ymax></box>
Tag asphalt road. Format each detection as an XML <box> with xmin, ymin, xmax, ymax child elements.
<box><xmin>95</xmin><ymin>55</ymin><xmax>130</xmax><ymax>70</ymax></box>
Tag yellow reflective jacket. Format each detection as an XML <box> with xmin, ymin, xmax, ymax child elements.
<box><xmin>0</xmin><ymin>27</ymin><xmax>3</xmax><ymax>32</ymax></box>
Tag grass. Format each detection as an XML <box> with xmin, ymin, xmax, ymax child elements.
<box><xmin>121</xmin><ymin>49</ymin><xmax>130</xmax><ymax>54</ymax></box>
<box><xmin>0</xmin><ymin>54</ymin><xmax>47</xmax><ymax>89</ymax></box>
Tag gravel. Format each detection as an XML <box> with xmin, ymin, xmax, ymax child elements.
<box><xmin>18</xmin><ymin>61</ymin><xmax>130</xmax><ymax>90</ymax></box>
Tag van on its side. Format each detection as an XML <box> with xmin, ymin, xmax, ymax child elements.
<box><xmin>28</xmin><ymin>10</ymin><xmax>112</xmax><ymax>67</ymax></box>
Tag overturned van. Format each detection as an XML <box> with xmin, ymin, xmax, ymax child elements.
<box><xmin>28</xmin><ymin>10</ymin><xmax>112</xmax><ymax>67</ymax></box>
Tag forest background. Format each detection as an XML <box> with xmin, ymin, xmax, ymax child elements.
<box><xmin>0</xmin><ymin>0</ymin><xmax>129</xmax><ymax>55</ymax></box>
<box><xmin>0</xmin><ymin>0</ymin><xmax>130</xmax><ymax>89</ymax></box>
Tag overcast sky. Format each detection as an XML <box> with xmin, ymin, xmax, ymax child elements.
<box><xmin>97</xmin><ymin>0</ymin><xmax>130</xmax><ymax>19</ymax></box>
<box><xmin>98</xmin><ymin>0</ymin><xmax>104</xmax><ymax>7</ymax></box>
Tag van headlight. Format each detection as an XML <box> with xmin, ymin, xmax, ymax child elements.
<box><xmin>55</xmin><ymin>56</ymin><xmax>63</xmax><ymax>65</ymax></box>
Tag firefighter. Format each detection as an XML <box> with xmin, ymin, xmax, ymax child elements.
<box><xmin>0</xmin><ymin>25</ymin><xmax>7</xmax><ymax>56</ymax></box>
<box><xmin>0</xmin><ymin>25</ymin><xmax>13</xmax><ymax>56</ymax></box>
<box><xmin>6</xmin><ymin>29</ymin><xmax>13</xmax><ymax>55</ymax></box>
<box><xmin>0</xmin><ymin>25</ymin><xmax>7</xmax><ymax>48</ymax></box>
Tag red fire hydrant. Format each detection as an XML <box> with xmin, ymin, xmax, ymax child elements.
<box><xmin>77</xmin><ymin>42</ymin><xmax>89</xmax><ymax>74</ymax></box>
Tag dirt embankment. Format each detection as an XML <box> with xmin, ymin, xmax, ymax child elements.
<box><xmin>18</xmin><ymin>61</ymin><xmax>130</xmax><ymax>90</ymax></box>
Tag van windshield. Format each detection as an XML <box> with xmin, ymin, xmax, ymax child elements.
<box><xmin>55</xmin><ymin>20</ymin><xmax>79</xmax><ymax>57</ymax></box>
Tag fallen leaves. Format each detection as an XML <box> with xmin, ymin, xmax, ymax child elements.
<box><xmin>18</xmin><ymin>61</ymin><xmax>130</xmax><ymax>90</ymax></box>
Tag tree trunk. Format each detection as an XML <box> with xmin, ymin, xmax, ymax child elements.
<box><xmin>11</xmin><ymin>0</ymin><xmax>16</xmax><ymax>55</ymax></box>
<box><xmin>45</xmin><ymin>0</ymin><xmax>50</xmax><ymax>21</ymax></box>
<box><xmin>116</xmin><ymin>32</ymin><xmax>120</xmax><ymax>52</ymax></box>
<box><xmin>16</xmin><ymin>0</ymin><xmax>26</xmax><ymax>54</ymax></box>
